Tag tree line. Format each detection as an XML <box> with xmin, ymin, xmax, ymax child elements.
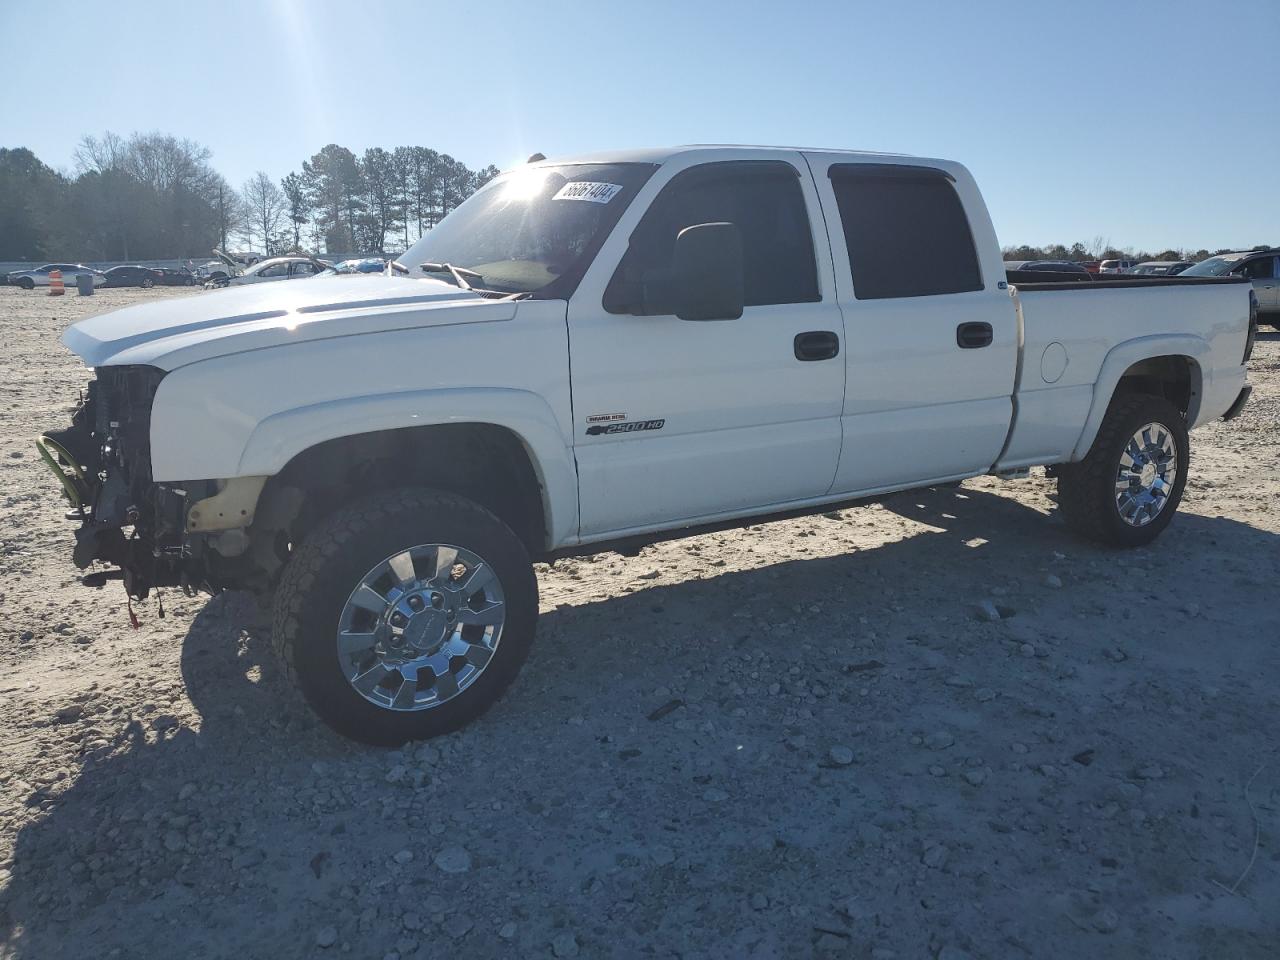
<box><xmin>1001</xmin><ymin>237</ymin><xmax>1234</xmax><ymax>264</ymax></box>
<box><xmin>2</xmin><ymin>136</ymin><xmax>1255</xmax><ymax>265</ymax></box>
<box><xmin>0</xmin><ymin>132</ymin><xmax>500</xmax><ymax>262</ymax></box>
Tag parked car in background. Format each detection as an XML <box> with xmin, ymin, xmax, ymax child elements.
<box><xmin>191</xmin><ymin>260</ymin><xmax>231</xmax><ymax>285</ymax></box>
<box><xmin>1017</xmin><ymin>260</ymin><xmax>1092</xmax><ymax>277</ymax></box>
<box><xmin>202</xmin><ymin>249</ymin><xmax>273</xmax><ymax>287</ymax></box>
<box><xmin>1130</xmin><ymin>261</ymin><xmax>1194</xmax><ymax>276</ymax></box>
<box><xmin>1080</xmin><ymin>260</ymin><xmax>1102</xmax><ymax>274</ymax></box>
<box><xmin>153</xmin><ymin>267</ymin><xmax>198</xmax><ymax>286</ymax></box>
<box><xmin>1099</xmin><ymin>259</ymin><xmax>1137</xmax><ymax>274</ymax></box>
<box><xmin>1183</xmin><ymin>249</ymin><xmax>1279</xmax><ymax>325</ymax></box>
<box><xmin>334</xmin><ymin>257</ymin><xmax>389</xmax><ymax>274</ymax></box>
<box><xmin>6</xmin><ymin>263</ymin><xmax>105</xmax><ymax>290</ymax></box>
<box><xmin>103</xmin><ymin>265</ymin><xmax>163</xmax><ymax>288</ymax></box>
<box><xmin>224</xmin><ymin>256</ymin><xmax>331</xmax><ymax>287</ymax></box>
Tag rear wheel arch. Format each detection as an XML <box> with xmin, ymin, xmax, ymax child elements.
<box><xmin>1111</xmin><ymin>354</ymin><xmax>1201</xmax><ymax>420</ymax></box>
<box><xmin>1071</xmin><ymin>340</ymin><xmax>1207</xmax><ymax>462</ymax></box>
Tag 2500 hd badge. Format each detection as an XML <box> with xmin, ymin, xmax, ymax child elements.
<box><xmin>585</xmin><ymin>418</ymin><xmax>665</xmax><ymax>436</ymax></box>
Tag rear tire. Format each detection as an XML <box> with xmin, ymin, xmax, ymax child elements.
<box><xmin>1057</xmin><ymin>393</ymin><xmax>1188</xmax><ymax>548</ymax></box>
<box><xmin>271</xmin><ymin>488</ymin><xmax>539</xmax><ymax>745</ymax></box>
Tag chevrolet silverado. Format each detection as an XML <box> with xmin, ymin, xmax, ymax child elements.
<box><xmin>38</xmin><ymin>146</ymin><xmax>1257</xmax><ymax>743</ymax></box>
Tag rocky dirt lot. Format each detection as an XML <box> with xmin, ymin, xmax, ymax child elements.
<box><xmin>0</xmin><ymin>285</ymin><xmax>1276</xmax><ymax>960</ymax></box>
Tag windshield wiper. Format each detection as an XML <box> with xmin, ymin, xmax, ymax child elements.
<box><xmin>419</xmin><ymin>262</ymin><xmax>483</xmax><ymax>290</ymax></box>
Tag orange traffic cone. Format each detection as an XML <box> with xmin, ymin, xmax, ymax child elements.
<box><xmin>48</xmin><ymin>269</ymin><xmax>65</xmax><ymax>297</ymax></box>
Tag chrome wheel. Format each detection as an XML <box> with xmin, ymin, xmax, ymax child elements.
<box><xmin>1115</xmin><ymin>422</ymin><xmax>1178</xmax><ymax>527</ymax></box>
<box><xmin>336</xmin><ymin>543</ymin><xmax>505</xmax><ymax>712</ymax></box>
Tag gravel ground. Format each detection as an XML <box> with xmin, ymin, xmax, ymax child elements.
<box><xmin>0</xmin><ymin>286</ymin><xmax>1277</xmax><ymax>960</ymax></box>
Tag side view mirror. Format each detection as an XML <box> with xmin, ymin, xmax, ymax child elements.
<box><xmin>639</xmin><ymin>222</ymin><xmax>744</xmax><ymax>321</ymax></box>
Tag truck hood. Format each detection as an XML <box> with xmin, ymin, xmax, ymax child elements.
<box><xmin>63</xmin><ymin>275</ymin><xmax>509</xmax><ymax>370</ymax></box>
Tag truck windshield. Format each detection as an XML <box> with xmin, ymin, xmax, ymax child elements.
<box><xmin>395</xmin><ymin>162</ymin><xmax>656</xmax><ymax>296</ymax></box>
<box><xmin>1180</xmin><ymin>255</ymin><xmax>1243</xmax><ymax>277</ymax></box>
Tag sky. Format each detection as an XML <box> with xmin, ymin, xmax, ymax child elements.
<box><xmin>4</xmin><ymin>0</ymin><xmax>1277</xmax><ymax>252</ymax></box>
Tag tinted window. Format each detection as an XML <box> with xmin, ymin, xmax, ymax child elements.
<box><xmin>604</xmin><ymin>160</ymin><xmax>819</xmax><ymax>313</ymax></box>
<box><xmin>1241</xmin><ymin>257</ymin><xmax>1275</xmax><ymax>280</ymax></box>
<box><xmin>829</xmin><ymin>166</ymin><xmax>982</xmax><ymax>299</ymax></box>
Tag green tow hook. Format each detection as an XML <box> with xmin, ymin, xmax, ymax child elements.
<box><xmin>35</xmin><ymin>435</ymin><xmax>90</xmax><ymax>509</ymax></box>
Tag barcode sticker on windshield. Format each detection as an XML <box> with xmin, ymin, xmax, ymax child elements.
<box><xmin>554</xmin><ymin>181</ymin><xmax>624</xmax><ymax>204</ymax></box>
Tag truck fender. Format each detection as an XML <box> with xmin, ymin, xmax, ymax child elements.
<box><xmin>235</xmin><ymin>387</ymin><xmax>578</xmax><ymax>548</ymax></box>
<box><xmin>1070</xmin><ymin>334</ymin><xmax>1208</xmax><ymax>461</ymax></box>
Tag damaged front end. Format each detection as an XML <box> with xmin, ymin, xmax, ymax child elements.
<box><xmin>38</xmin><ymin>365</ymin><xmax>196</xmax><ymax>599</ymax></box>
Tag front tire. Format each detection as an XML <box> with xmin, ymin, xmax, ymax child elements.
<box><xmin>1057</xmin><ymin>393</ymin><xmax>1188</xmax><ymax>547</ymax></box>
<box><xmin>271</xmin><ymin>488</ymin><xmax>539</xmax><ymax>745</ymax></box>
<box><xmin>19</xmin><ymin>278</ymin><xmax>34</xmax><ymax>290</ymax></box>
<box><xmin>141</xmin><ymin>277</ymin><xmax>155</xmax><ymax>289</ymax></box>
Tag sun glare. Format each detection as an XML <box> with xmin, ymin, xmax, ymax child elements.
<box><xmin>499</xmin><ymin>169</ymin><xmax>550</xmax><ymax>202</ymax></box>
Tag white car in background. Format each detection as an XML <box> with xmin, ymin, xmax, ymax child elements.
<box><xmin>222</xmin><ymin>256</ymin><xmax>331</xmax><ymax>287</ymax></box>
<box><xmin>6</xmin><ymin>263</ymin><xmax>105</xmax><ymax>290</ymax></box>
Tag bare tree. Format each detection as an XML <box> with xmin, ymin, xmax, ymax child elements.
<box><xmin>73</xmin><ymin>132</ymin><xmax>127</xmax><ymax>174</ymax></box>
<box><xmin>241</xmin><ymin>171</ymin><xmax>287</xmax><ymax>255</ymax></box>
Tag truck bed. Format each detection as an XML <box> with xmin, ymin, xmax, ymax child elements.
<box><xmin>1007</xmin><ymin>271</ymin><xmax>1247</xmax><ymax>290</ymax></box>
<box><xmin>996</xmin><ymin>274</ymin><xmax>1251</xmax><ymax>472</ymax></box>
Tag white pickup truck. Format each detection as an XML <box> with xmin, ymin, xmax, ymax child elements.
<box><xmin>40</xmin><ymin>145</ymin><xmax>1257</xmax><ymax>744</ymax></box>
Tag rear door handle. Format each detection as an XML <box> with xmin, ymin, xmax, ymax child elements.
<box><xmin>956</xmin><ymin>322</ymin><xmax>994</xmax><ymax>349</ymax></box>
<box><xmin>794</xmin><ymin>330</ymin><xmax>840</xmax><ymax>361</ymax></box>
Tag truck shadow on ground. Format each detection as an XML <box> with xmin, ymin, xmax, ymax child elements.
<box><xmin>3</xmin><ymin>486</ymin><xmax>1278</xmax><ymax>958</ymax></box>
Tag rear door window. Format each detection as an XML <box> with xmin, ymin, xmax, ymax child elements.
<box><xmin>829</xmin><ymin>166</ymin><xmax>982</xmax><ymax>299</ymax></box>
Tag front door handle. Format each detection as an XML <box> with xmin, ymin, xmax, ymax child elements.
<box><xmin>794</xmin><ymin>330</ymin><xmax>840</xmax><ymax>361</ymax></box>
<box><xmin>956</xmin><ymin>322</ymin><xmax>994</xmax><ymax>349</ymax></box>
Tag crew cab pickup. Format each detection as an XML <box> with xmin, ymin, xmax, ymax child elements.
<box><xmin>40</xmin><ymin>146</ymin><xmax>1257</xmax><ymax>744</ymax></box>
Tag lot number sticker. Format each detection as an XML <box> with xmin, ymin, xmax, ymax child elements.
<box><xmin>554</xmin><ymin>181</ymin><xmax>624</xmax><ymax>204</ymax></box>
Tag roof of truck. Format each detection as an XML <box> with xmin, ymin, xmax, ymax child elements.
<box><xmin>536</xmin><ymin>144</ymin><xmax>924</xmax><ymax>167</ymax></box>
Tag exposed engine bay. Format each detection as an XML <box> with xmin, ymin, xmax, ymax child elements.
<box><xmin>37</xmin><ymin>365</ymin><xmax>203</xmax><ymax>599</ymax></box>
